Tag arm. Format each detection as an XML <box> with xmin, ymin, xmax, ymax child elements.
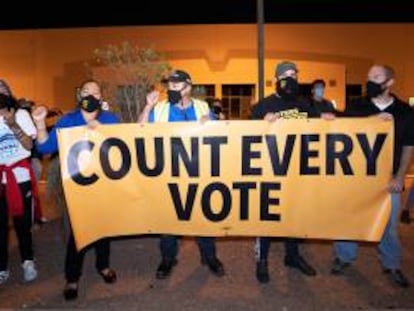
<box><xmin>327</xmin><ymin>101</ymin><xmax>336</xmax><ymax>113</ymax></box>
<box><xmin>251</xmin><ymin>102</ymin><xmax>280</xmax><ymax>122</ymax></box>
<box><xmin>138</xmin><ymin>91</ymin><xmax>158</xmax><ymax>123</ymax></box>
<box><xmin>250</xmin><ymin>103</ymin><xmax>262</xmax><ymax>120</ymax></box>
<box><xmin>391</xmin><ymin>108</ymin><xmax>414</xmax><ymax>192</ymax></box>
<box><xmin>389</xmin><ymin>146</ymin><xmax>414</xmax><ymax>193</ymax></box>
<box><xmin>138</xmin><ymin>105</ymin><xmax>154</xmax><ymax>123</ymax></box>
<box><xmin>32</xmin><ymin>106</ymin><xmax>49</xmax><ymax>143</ymax></box>
<box><xmin>32</xmin><ymin>106</ymin><xmax>60</xmax><ymax>154</ymax></box>
<box><xmin>5</xmin><ymin>109</ymin><xmax>33</xmax><ymax>150</ymax></box>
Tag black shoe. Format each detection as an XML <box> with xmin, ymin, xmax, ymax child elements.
<box><xmin>256</xmin><ymin>260</ymin><xmax>270</xmax><ymax>284</ymax></box>
<box><xmin>384</xmin><ymin>269</ymin><xmax>410</xmax><ymax>288</ymax></box>
<box><xmin>331</xmin><ymin>258</ymin><xmax>351</xmax><ymax>275</ymax></box>
<box><xmin>63</xmin><ymin>283</ymin><xmax>78</xmax><ymax>301</ymax></box>
<box><xmin>400</xmin><ymin>209</ymin><xmax>411</xmax><ymax>224</ymax></box>
<box><xmin>202</xmin><ymin>257</ymin><xmax>225</xmax><ymax>277</ymax></box>
<box><xmin>156</xmin><ymin>258</ymin><xmax>177</xmax><ymax>279</ymax></box>
<box><xmin>284</xmin><ymin>256</ymin><xmax>317</xmax><ymax>276</ymax></box>
<box><xmin>99</xmin><ymin>268</ymin><xmax>117</xmax><ymax>284</ymax></box>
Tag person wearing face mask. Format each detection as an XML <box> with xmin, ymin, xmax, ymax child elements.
<box><xmin>209</xmin><ymin>98</ymin><xmax>226</xmax><ymax>120</ymax></box>
<box><xmin>139</xmin><ymin>70</ymin><xmax>225</xmax><ymax>279</ymax></box>
<box><xmin>32</xmin><ymin>80</ymin><xmax>119</xmax><ymax>300</ymax></box>
<box><xmin>331</xmin><ymin>65</ymin><xmax>414</xmax><ymax>288</ymax></box>
<box><xmin>251</xmin><ymin>61</ymin><xmax>335</xmax><ymax>284</ymax></box>
<box><xmin>0</xmin><ymin>92</ymin><xmax>40</xmax><ymax>285</ymax></box>
<box><xmin>309</xmin><ymin>79</ymin><xmax>336</xmax><ymax>114</ymax></box>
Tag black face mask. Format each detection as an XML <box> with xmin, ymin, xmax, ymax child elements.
<box><xmin>277</xmin><ymin>77</ymin><xmax>299</xmax><ymax>101</ymax></box>
<box><xmin>366</xmin><ymin>80</ymin><xmax>388</xmax><ymax>98</ymax></box>
<box><xmin>78</xmin><ymin>95</ymin><xmax>101</xmax><ymax>112</ymax></box>
<box><xmin>167</xmin><ymin>90</ymin><xmax>183</xmax><ymax>105</ymax></box>
<box><xmin>212</xmin><ymin>105</ymin><xmax>222</xmax><ymax>115</ymax></box>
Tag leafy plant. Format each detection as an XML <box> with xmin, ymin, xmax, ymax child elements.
<box><xmin>87</xmin><ymin>41</ymin><xmax>171</xmax><ymax>122</ymax></box>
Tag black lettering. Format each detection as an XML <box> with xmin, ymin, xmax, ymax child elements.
<box><xmin>326</xmin><ymin>134</ymin><xmax>354</xmax><ymax>175</ymax></box>
<box><xmin>357</xmin><ymin>133</ymin><xmax>387</xmax><ymax>175</ymax></box>
<box><xmin>203</xmin><ymin>136</ymin><xmax>227</xmax><ymax>176</ymax></box>
<box><xmin>168</xmin><ymin>183</ymin><xmax>198</xmax><ymax>220</ymax></box>
<box><xmin>201</xmin><ymin>182</ymin><xmax>232</xmax><ymax>222</ymax></box>
<box><xmin>300</xmin><ymin>134</ymin><xmax>320</xmax><ymax>175</ymax></box>
<box><xmin>135</xmin><ymin>137</ymin><xmax>164</xmax><ymax>176</ymax></box>
<box><xmin>100</xmin><ymin>138</ymin><xmax>131</xmax><ymax>180</ymax></box>
<box><xmin>260</xmin><ymin>182</ymin><xmax>281</xmax><ymax>221</ymax></box>
<box><xmin>171</xmin><ymin>137</ymin><xmax>199</xmax><ymax>177</ymax></box>
<box><xmin>67</xmin><ymin>140</ymin><xmax>98</xmax><ymax>186</ymax></box>
<box><xmin>265</xmin><ymin>134</ymin><xmax>296</xmax><ymax>176</ymax></box>
<box><xmin>233</xmin><ymin>182</ymin><xmax>257</xmax><ymax>220</ymax></box>
<box><xmin>242</xmin><ymin>136</ymin><xmax>262</xmax><ymax>176</ymax></box>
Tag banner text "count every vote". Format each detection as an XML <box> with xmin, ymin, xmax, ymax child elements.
<box><xmin>66</xmin><ymin>133</ymin><xmax>387</xmax><ymax>222</ymax></box>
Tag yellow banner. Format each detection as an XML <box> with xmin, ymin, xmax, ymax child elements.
<box><xmin>58</xmin><ymin>119</ymin><xmax>393</xmax><ymax>249</ymax></box>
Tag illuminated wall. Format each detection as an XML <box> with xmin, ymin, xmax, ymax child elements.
<box><xmin>0</xmin><ymin>24</ymin><xmax>413</xmax><ymax>112</ymax></box>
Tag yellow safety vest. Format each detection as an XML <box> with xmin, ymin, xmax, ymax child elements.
<box><xmin>152</xmin><ymin>98</ymin><xmax>210</xmax><ymax>122</ymax></box>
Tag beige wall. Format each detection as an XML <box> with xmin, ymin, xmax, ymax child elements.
<box><xmin>0</xmin><ymin>24</ymin><xmax>413</xmax><ymax>112</ymax></box>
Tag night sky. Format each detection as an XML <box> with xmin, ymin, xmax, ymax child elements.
<box><xmin>1</xmin><ymin>0</ymin><xmax>413</xmax><ymax>30</ymax></box>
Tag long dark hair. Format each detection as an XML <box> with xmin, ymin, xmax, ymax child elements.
<box><xmin>0</xmin><ymin>93</ymin><xmax>18</xmax><ymax>110</ymax></box>
<box><xmin>0</xmin><ymin>80</ymin><xmax>13</xmax><ymax>96</ymax></box>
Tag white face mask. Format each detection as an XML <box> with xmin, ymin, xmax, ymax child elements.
<box><xmin>314</xmin><ymin>87</ymin><xmax>324</xmax><ymax>98</ymax></box>
<box><xmin>101</xmin><ymin>101</ymin><xmax>109</xmax><ymax>111</ymax></box>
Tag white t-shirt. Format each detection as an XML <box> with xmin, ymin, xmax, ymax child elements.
<box><xmin>0</xmin><ymin>109</ymin><xmax>37</xmax><ymax>183</ymax></box>
<box><xmin>373</xmin><ymin>98</ymin><xmax>394</xmax><ymax>111</ymax></box>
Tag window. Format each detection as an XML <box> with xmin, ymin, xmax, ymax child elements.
<box><xmin>192</xmin><ymin>84</ymin><xmax>215</xmax><ymax>103</ymax></box>
<box><xmin>222</xmin><ymin>84</ymin><xmax>255</xmax><ymax>119</ymax></box>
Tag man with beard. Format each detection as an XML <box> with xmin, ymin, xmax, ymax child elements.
<box><xmin>331</xmin><ymin>65</ymin><xmax>414</xmax><ymax>288</ymax></box>
<box><xmin>251</xmin><ymin>61</ymin><xmax>334</xmax><ymax>283</ymax></box>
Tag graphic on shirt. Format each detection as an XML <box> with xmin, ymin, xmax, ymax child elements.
<box><xmin>279</xmin><ymin>108</ymin><xmax>308</xmax><ymax>119</ymax></box>
<box><xmin>0</xmin><ymin>123</ymin><xmax>28</xmax><ymax>164</ymax></box>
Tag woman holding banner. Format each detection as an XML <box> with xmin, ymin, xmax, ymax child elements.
<box><xmin>31</xmin><ymin>80</ymin><xmax>119</xmax><ymax>300</ymax></box>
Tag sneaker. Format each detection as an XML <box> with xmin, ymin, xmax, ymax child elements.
<box><xmin>0</xmin><ymin>271</ymin><xmax>9</xmax><ymax>284</ymax></box>
<box><xmin>202</xmin><ymin>257</ymin><xmax>225</xmax><ymax>277</ymax></box>
<box><xmin>285</xmin><ymin>256</ymin><xmax>317</xmax><ymax>276</ymax></box>
<box><xmin>156</xmin><ymin>258</ymin><xmax>177</xmax><ymax>279</ymax></box>
<box><xmin>384</xmin><ymin>269</ymin><xmax>410</xmax><ymax>288</ymax></box>
<box><xmin>256</xmin><ymin>260</ymin><xmax>270</xmax><ymax>283</ymax></box>
<box><xmin>98</xmin><ymin>268</ymin><xmax>117</xmax><ymax>284</ymax></box>
<box><xmin>331</xmin><ymin>258</ymin><xmax>351</xmax><ymax>275</ymax></box>
<box><xmin>63</xmin><ymin>282</ymin><xmax>79</xmax><ymax>300</ymax></box>
<box><xmin>22</xmin><ymin>260</ymin><xmax>38</xmax><ymax>282</ymax></box>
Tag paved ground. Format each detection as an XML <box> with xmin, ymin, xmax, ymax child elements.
<box><xmin>0</xmin><ymin>184</ymin><xmax>414</xmax><ymax>310</ymax></box>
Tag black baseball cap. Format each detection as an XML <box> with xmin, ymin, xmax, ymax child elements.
<box><xmin>162</xmin><ymin>70</ymin><xmax>192</xmax><ymax>84</ymax></box>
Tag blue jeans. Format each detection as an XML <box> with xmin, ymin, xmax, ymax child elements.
<box><xmin>160</xmin><ymin>235</ymin><xmax>216</xmax><ymax>260</ymax></box>
<box><xmin>334</xmin><ymin>193</ymin><xmax>402</xmax><ymax>269</ymax></box>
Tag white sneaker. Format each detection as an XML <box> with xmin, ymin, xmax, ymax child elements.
<box><xmin>22</xmin><ymin>260</ymin><xmax>37</xmax><ymax>282</ymax></box>
<box><xmin>0</xmin><ymin>270</ymin><xmax>9</xmax><ymax>284</ymax></box>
